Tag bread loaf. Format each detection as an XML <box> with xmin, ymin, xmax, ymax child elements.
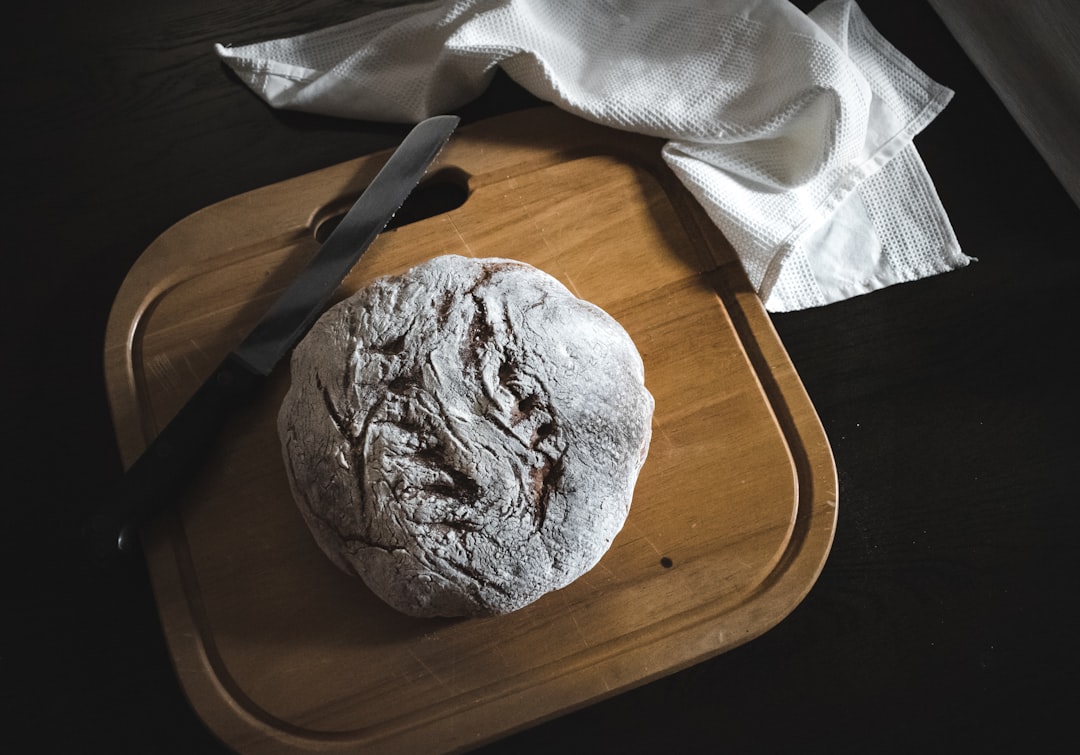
<box><xmin>278</xmin><ymin>255</ymin><xmax>653</xmax><ymax>617</ymax></box>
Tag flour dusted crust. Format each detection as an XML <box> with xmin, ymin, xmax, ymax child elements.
<box><xmin>278</xmin><ymin>255</ymin><xmax>653</xmax><ymax>617</ymax></box>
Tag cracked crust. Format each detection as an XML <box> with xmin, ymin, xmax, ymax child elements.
<box><xmin>278</xmin><ymin>255</ymin><xmax>654</xmax><ymax>617</ymax></box>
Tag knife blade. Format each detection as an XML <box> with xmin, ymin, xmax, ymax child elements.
<box><xmin>88</xmin><ymin>114</ymin><xmax>460</xmax><ymax>558</ymax></box>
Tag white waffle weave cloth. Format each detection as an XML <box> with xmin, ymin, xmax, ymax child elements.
<box><xmin>215</xmin><ymin>0</ymin><xmax>970</xmax><ymax>311</ymax></box>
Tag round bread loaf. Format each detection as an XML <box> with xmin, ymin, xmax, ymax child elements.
<box><xmin>278</xmin><ymin>255</ymin><xmax>653</xmax><ymax>617</ymax></box>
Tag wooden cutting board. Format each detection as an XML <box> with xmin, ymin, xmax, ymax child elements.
<box><xmin>103</xmin><ymin>107</ymin><xmax>836</xmax><ymax>754</ymax></box>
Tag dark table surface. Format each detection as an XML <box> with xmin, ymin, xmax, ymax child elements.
<box><xmin>6</xmin><ymin>1</ymin><xmax>1078</xmax><ymax>752</ymax></box>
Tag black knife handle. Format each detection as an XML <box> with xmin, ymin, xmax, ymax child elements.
<box><xmin>87</xmin><ymin>353</ymin><xmax>265</xmax><ymax>559</ymax></box>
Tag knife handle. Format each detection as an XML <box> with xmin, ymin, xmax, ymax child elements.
<box><xmin>87</xmin><ymin>353</ymin><xmax>265</xmax><ymax>559</ymax></box>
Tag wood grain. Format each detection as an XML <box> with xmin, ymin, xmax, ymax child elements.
<box><xmin>103</xmin><ymin>107</ymin><xmax>836</xmax><ymax>753</ymax></box>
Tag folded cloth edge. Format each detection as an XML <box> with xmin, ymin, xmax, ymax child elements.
<box><xmin>763</xmin><ymin>82</ymin><xmax>959</xmax><ymax>308</ymax></box>
<box><xmin>213</xmin><ymin>0</ymin><xmax>969</xmax><ymax>312</ymax></box>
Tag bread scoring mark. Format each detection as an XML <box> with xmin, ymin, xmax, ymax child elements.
<box><xmin>514</xmin><ymin>393</ymin><xmax>539</xmax><ymax>423</ymax></box>
<box><xmin>467</xmin><ymin>294</ymin><xmax>494</xmax><ymax>352</ymax></box>
<box><xmin>497</xmin><ymin>359</ymin><xmax>515</xmax><ymax>387</ymax></box>
<box><xmin>435</xmin><ymin>290</ymin><xmax>455</xmax><ymax>326</ymax></box>
<box><xmin>530</xmin><ymin>454</ymin><xmax>564</xmax><ymax>532</ymax></box>
<box><xmin>460</xmin><ymin>262</ymin><xmax>530</xmax><ymax>370</ymax></box>
<box><xmin>441</xmin><ymin>555</ymin><xmax>515</xmax><ymax>599</ymax></box>
<box><xmin>535</xmin><ymin>420</ymin><xmax>555</xmax><ymax>442</ymax></box>
<box><xmin>464</xmin><ymin>260</ymin><xmax>521</xmax><ymax>296</ymax></box>
<box><xmin>317</xmin><ymin>373</ymin><xmax>357</xmax><ymax>441</ymax></box>
<box><xmin>373</xmin><ymin>333</ymin><xmax>406</xmax><ymax>355</ymax></box>
<box><xmin>411</xmin><ymin>445</ymin><xmax>481</xmax><ymax>510</ymax></box>
<box><xmin>386</xmin><ymin>373</ymin><xmax>414</xmax><ymax>395</ymax></box>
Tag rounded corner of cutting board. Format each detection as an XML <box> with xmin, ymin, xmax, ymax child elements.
<box><xmin>105</xmin><ymin>108</ymin><xmax>837</xmax><ymax>754</ymax></box>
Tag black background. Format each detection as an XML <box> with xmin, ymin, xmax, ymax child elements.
<box><xmin>5</xmin><ymin>1</ymin><xmax>1077</xmax><ymax>752</ymax></box>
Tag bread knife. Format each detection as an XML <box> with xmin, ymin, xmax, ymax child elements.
<box><xmin>88</xmin><ymin>115</ymin><xmax>460</xmax><ymax>558</ymax></box>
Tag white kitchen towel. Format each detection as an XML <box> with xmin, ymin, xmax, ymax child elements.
<box><xmin>215</xmin><ymin>0</ymin><xmax>970</xmax><ymax>311</ymax></box>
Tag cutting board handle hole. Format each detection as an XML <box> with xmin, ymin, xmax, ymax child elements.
<box><xmin>314</xmin><ymin>168</ymin><xmax>471</xmax><ymax>243</ymax></box>
<box><xmin>660</xmin><ymin>556</ymin><xmax>674</xmax><ymax>569</ymax></box>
